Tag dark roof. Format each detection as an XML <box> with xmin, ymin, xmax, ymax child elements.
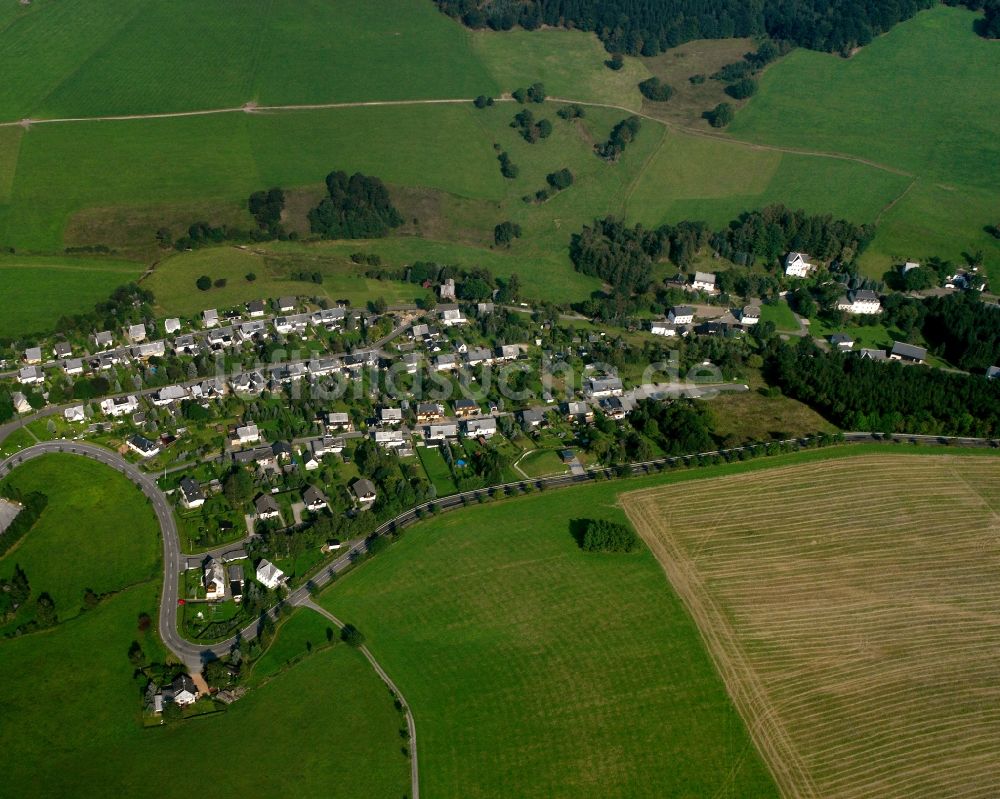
<box><xmin>170</xmin><ymin>674</ymin><xmax>197</xmax><ymax>695</ymax></box>
<box><xmin>891</xmin><ymin>341</ymin><xmax>927</xmax><ymax>360</ymax></box>
<box><xmin>128</xmin><ymin>434</ymin><xmax>158</xmax><ymax>453</ymax></box>
<box><xmin>352</xmin><ymin>478</ymin><xmax>376</xmax><ymax>498</ymax></box>
<box><xmin>303</xmin><ymin>485</ymin><xmax>328</xmax><ymax>506</ymax></box>
<box><xmin>179</xmin><ymin>477</ymin><xmax>203</xmax><ymax>503</ymax></box>
<box><xmin>255</xmin><ymin>494</ymin><xmax>280</xmax><ymax>514</ymax></box>
<box><xmin>227</xmin><ymin>565</ymin><xmax>244</xmax><ymax>581</ymax></box>
<box><xmin>454</xmin><ymin>398</ymin><xmax>478</xmax><ymax>409</ymax></box>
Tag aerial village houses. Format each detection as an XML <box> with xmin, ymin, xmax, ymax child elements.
<box><xmin>352</xmin><ymin>478</ymin><xmax>377</xmax><ymax>506</ymax></box>
<box><xmin>890</xmin><ymin>342</ymin><xmax>927</xmax><ymax>364</ymax></box>
<box><xmin>101</xmin><ymin>395</ymin><xmax>139</xmax><ymax>418</ymax></box>
<box><xmin>837</xmin><ymin>289</ymin><xmax>882</xmax><ymax>315</ymax></box>
<box><xmin>669</xmin><ymin>305</ymin><xmax>695</xmax><ymax>325</ymax></box>
<box><xmin>255</xmin><ymin>559</ymin><xmax>286</xmax><ymax>590</ymax></box>
<box><xmin>254</xmin><ymin>494</ymin><xmax>281</xmax><ymax>521</ymax></box>
<box><xmin>179</xmin><ymin>477</ymin><xmax>205</xmax><ymax>509</ymax></box>
<box><xmin>691</xmin><ymin>271</ymin><xmax>717</xmax><ymax>293</ymax></box>
<box><xmin>303</xmin><ymin>485</ymin><xmax>329</xmax><ymax>513</ymax></box>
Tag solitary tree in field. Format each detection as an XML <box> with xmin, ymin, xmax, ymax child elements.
<box><xmin>196</xmin><ymin>275</ymin><xmax>211</xmax><ymax>291</ymax></box>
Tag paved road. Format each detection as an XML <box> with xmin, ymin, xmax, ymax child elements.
<box><xmin>296</xmin><ymin>597</ymin><xmax>420</xmax><ymax>799</ymax></box>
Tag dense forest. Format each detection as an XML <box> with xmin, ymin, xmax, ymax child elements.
<box><xmin>308</xmin><ymin>171</ymin><xmax>404</xmax><ymax>239</ymax></box>
<box><xmin>433</xmin><ymin>0</ymin><xmax>970</xmax><ymax>55</ymax></box>
<box><xmin>767</xmin><ymin>339</ymin><xmax>1000</xmax><ymax>436</ymax></box>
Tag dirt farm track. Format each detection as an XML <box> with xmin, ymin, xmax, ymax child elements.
<box><xmin>623</xmin><ymin>454</ymin><xmax>1000</xmax><ymax>799</ymax></box>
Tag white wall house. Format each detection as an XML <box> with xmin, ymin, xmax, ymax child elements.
<box><xmin>784</xmin><ymin>252</ymin><xmax>814</xmax><ymax>278</ymax></box>
<box><xmin>669</xmin><ymin>306</ymin><xmax>695</xmax><ymax>325</ymax></box>
<box><xmin>836</xmin><ymin>290</ymin><xmax>881</xmax><ymax>315</ymax></box>
<box><xmin>691</xmin><ymin>272</ymin><xmax>717</xmax><ymax>293</ymax></box>
<box><xmin>101</xmin><ymin>395</ymin><xmax>139</xmax><ymax>417</ymax></box>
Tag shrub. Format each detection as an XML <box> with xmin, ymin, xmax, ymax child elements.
<box><xmin>606</xmin><ymin>53</ymin><xmax>624</xmax><ymax>70</ymax></box>
<box><xmin>196</xmin><ymin>275</ymin><xmax>211</xmax><ymax>291</ymax></box>
<box><xmin>341</xmin><ymin>624</ymin><xmax>366</xmax><ymax>647</ymax></box>
<box><xmin>706</xmin><ymin>102</ymin><xmax>735</xmax><ymax>128</ymax></box>
<box><xmin>638</xmin><ymin>77</ymin><xmax>674</xmax><ymax>101</ymax></box>
<box><xmin>725</xmin><ymin>78</ymin><xmax>758</xmax><ymax>99</ymax></box>
<box><xmin>580</xmin><ymin>519</ymin><xmax>640</xmax><ymax>553</ymax></box>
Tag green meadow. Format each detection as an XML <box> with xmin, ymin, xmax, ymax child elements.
<box><xmin>321</xmin><ymin>479</ymin><xmax>780</xmax><ymax>798</ymax></box>
<box><xmin>0</xmin><ymin>454</ymin><xmax>160</xmax><ymax>627</ymax></box>
<box><xmin>0</xmin><ymin>254</ymin><xmax>143</xmax><ymax>336</ymax></box>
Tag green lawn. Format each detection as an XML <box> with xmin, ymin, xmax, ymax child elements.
<box><xmin>417</xmin><ymin>445</ymin><xmax>459</xmax><ymax>497</ymax></box>
<box><xmin>0</xmin><ymin>453</ymin><xmax>161</xmax><ymax>625</ymax></box>
<box><xmin>321</xmin><ymin>479</ymin><xmax>780</xmax><ymax>798</ymax></box>
<box><xmin>729</xmin><ymin>5</ymin><xmax>1000</xmax><ymax>281</ymax></box>
<box><xmin>517</xmin><ymin>448</ymin><xmax>567</xmax><ymax>478</ymax></box>
<box><xmin>249</xmin><ymin>607</ymin><xmax>337</xmax><ymax>683</ymax></box>
<box><xmin>760</xmin><ymin>298</ymin><xmax>799</xmax><ymax>331</ymax></box>
<box><xmin>0</xmin><ymin>254</ymin><xmax>143</xmax><ymax>337</ymax></box>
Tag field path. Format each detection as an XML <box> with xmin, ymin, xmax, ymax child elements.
<box><xmin>0</xmin><ymin>95</ymin><xmax>913</xmax><ymax>178</ymax></box>
<box><xmin>296</xmin><ymin>597</ymin><xmax>420</xmax><ymax>799</ymax></box>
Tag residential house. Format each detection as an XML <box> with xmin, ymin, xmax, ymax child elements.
<box><xmin>62</xmin><ymin>358</ymin><xmax>84</xmax><ymax>376</ymax></box>
<box><xmin>425</xmin><ymin>422</ymin><xmax>458</xmax><ymax>442</ymax></box>
<box><xmin>275</xmin><ymin>313</ymin><xmax>311</xmax><ymax>336</ymax></box>
<box><xmin>410</xmin><ymin>323</ymin><xmax>430</xmax><ymax>339</ymax></box>
<box><xmin>255</xmin><ymin>559</ymin><xmax>286</xmax><ymax>590</ymax></box>
<box><xmin>903</xmin><ymin>261</ymin><xmax>921</xmax><ymax>273</ymax></box>
<box><xmin>11</xmin><ymin>392</ymin><xmax>31</xmax><ymax>414</ymax></box>
<box><xmin>18</xmin><ymin>366</ymin><xmax>43</xmax><ymax>385</ymax></box>
<box><xmin>207</xmin><ymin>326</ymin><xmax>235</xmax><ymax>349</ymax></box>
<box><xmin>254</xmin><ymin>494</ymin><xmax>281</xmax><ymax>521</ymax></box>
<box><xmin>669</xmin><ymin>305</ymin><xmax>695</xmax><ymax>325</ymax></box>
<box><xmin>237</xmin><ymin>321</ymin><xmax>266</xmax><ymax>342</ymax></box>
<box><xmin>164</xmin><ymin>318</ymin><xmax>181</xmax><ymax>335</ymax></box>
<box><xmin>202</xmin><ymin>309</ymin><xmax>219</xmax><ymax>328</ymax></box>
<box><xmin>303</xmin><ymin>485</ymin><xmax>329</xmax><ymax>513</ymax></box>
<box><xmin>439</xmin><ymin>305</ymin><xmax>466</xmax><ymax>327</ymax></box>
<box><xmin>133</xmin><ymin>340</ymin><xmax>166</xmax><ymax>359</ymax></box>
<box><xmin>270</xmin><ymin>362</ymin><xmax>307</xmax><ymax>383</ymax></box>
<box><xmin>401</xmin><ymin>352</ymin><xmax>421</xmax><ymax>374</ymax></box>
<box><xmin>649</xmin><ymin>321</ymin><xmax>677</xmax><ymax>337</ymax></box>
<box><xmin>247</xmin><ymin>300</ymin><xmax>266</xmax><ymax>318</ymax></box>
<box><xmin>562</xmin><ymin>400</ymin><xmax>594</xmax><ymax>424</ymax></box>
<box><xmin>232</xmin><ymin>423</ymin><xmax>260</xmax><ymax>447</ymax></box>
<box><xmin>173</xmin><ymin>334</ymin><xmax>197</xmax><ymax>355</ymax></box>
<box><xmin>600</xmin><ymin>396</ymin><xmax>627</xmax><ymax>420</ymax></box>
<box><xmin>519</xmin><ymin>407</ymin><xmax>546</xmax><ymax>429</ymax></box>
<box><xmin>464</xmin><ymin>417</ymin><xmax>497</xmax><ymax>439</ymax></box>
<box><xmin>311</xmin><ymin>307</ymin><xmax>346</xmax><ymax>329</ymax></box>
<box><xmin>477</xmin><ymin>302</ymin><xmax>494</xmax><ymax>316</ymax></box>
<box><xmin>23</xmin><ymin>346</ymin><xmax>42</xmax><ymax>364</ymax></box>
<box><xmin>230</xmin><ymin>370</ymin><xmax>265</xmax><ymax>394</ymax></box>
<box><xmin>829</xmin><ymin>333</ymin><xmax>855</xmax><ymax>352</ymax></box>
<box><xmin>152</xmin><ymin>385</ymin><xmax>188</xmax><ymax>406</ymax></box>
<box><xmin>379</xmin><ymin>407</ymin><xmax>403</xmax><ymax>426</ymax></box>
<box><xmin>465</xmin><ymin>347</ymin><xmax>493</xmax><ymax>367</ymax></box>
<box><xmin>352</xmin><ymin>478</ymin><xmax>377</xmax><ymax>506</ymax></box>
<box><xmin>93</xmin><ymin>331</ymin><xmax>114</xmax><ymax>349</ymax></box>
<box><xmin>222</xmin><ymin>548</ymin><xmax>248</xmax><ymax>563</ymax></box>
<box><xmin>307</xmin><ymin>357</ymin><xmax>340</xmax><ymax>376</ymax></box>
<box><xmin>434</xmin><ymin>353</ymin><xmax>457</xmax><ymax>371</ymax></box>
<box><xmin>453</xmin><ymin>399</ymin><xmax>479</xmax><ymax>418</ymax></box>
<box><xmin>277</xmin><ymin>296</ymin><xmax>296</xmax><ymax>313</ymax></box>
<box><xmin>63</xmin><ymin>404</ymin><xmax>85</xmax><ymax>422</ymax></box>
<box><xmin>271</xmin><ymin>440</ymin><xmax>293</xmax><ymax>463</ymax></box>
<box><xmin>128</xmin><ymin>434</ymin><xmax>160</xmax><ymax>458</ymax></box>
<box><xmin>53</xmin><ymin>341</ymin><xmax>72</xmax><ymax>359</ymax></box>
<box><xmin>858</xmin><ymin>348</ymin><xmax>888</xmax><ymax>361</ymax></box>
<box><xmin>738</xmin><ymin>305</ymin><xmax>760</xmax><ymax>325</ymax></box>
<box><xmin>179</xmin><ymin>477</ymin><xmax>205</xmax><ymax>509</ymax></box>
<box><xmin>126</xmin><ymin>323</ymin><xmax>147</xmax><ymax>343</ymax></box>
<box><xmin>890</xmin><ymin>342</ymin><xmax>927</xmax><ymax>364</ymax></box>
<box><xmin>204</xmin><ymin>558</ymin><xmax>226</xmax><ymax>601</ymax></box>
<box><xmin>585</xmin><ymin>376</ymin><xmax>624</xmax><ymax>398</ymax></box>
<box><xmin>100</xmin><ymin>395</ymin><xmax>139</xmax><ymax>417</ymax></box>
<box><xmin>372</xmin><ymin>429</ymin><xmax>405</xmax><ymax>448</ymax></box>
<box><xmin>324</xmin><ymin>412</ymin><xmax>352</xmax><ymax>432</ymax></box>
<box><xmin>439</xmin><ymin>278</ymin><xmax>456</xmax><ymax>300</ymax></box>
<box><xmin>691</xmin><ymin>271</ymin><xmax>717</xmax><ymax>293</ymax></box>
<box><xmin>784</xmin><ymin>252</ymin><xmax>814</xmax><ymax>278</ymax></box>
<box><xmin>836</xmin><ymin>290</ymin><xmax>881</xmax><ymax>315</ymax></box>
<box><xmin>165</xmin><ymin>675</ymin><xmax>199</xmax><ymax>707</ymax></box>
<box><xmin>416</xmin><ymin>402</ymin><xmax>444</xmax><ymax>423</ymax></box>
<box><xmin>228</xmin><ymin>565</ymin><xmax>244</xmax><ymax>602</ymax></box>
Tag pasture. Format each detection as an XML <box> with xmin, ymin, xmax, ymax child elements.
<box><xmin>623</xmin><ymin>454</ymin><xmax>1000</xmax><ymax>799</ymax></box>
<box><xmin>0</xmin><ymin>254</ymin><xmax>143</xmax><ymax>337</ymax></box>
<box><xmin>0</xmin><ymin>453</ymin><xmax>161</xmax><ymax>626</ymax></box>
<box><xmin>321</xmin><ymin>479</ymin><xmax>779</xmax><ymax>798</ymax></box>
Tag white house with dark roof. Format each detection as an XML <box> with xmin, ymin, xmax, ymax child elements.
<box><xmin>379</xmin><ymin>406</ymin><xmax>403</xmax><ymax>425</ymax></box>
<box><xmin>134</xmin><ymin>340</ymin><xmax>166</xmax><ymax>359</ymax></box>
<box><xmin>302</xmin><ymin>485</ymin><xmax>328</xmax><ymax>513</ymax></box>
<box><xmin>62</xmin><ymin>358</ymin><xmax>84</xmax><ymax>375</ymax></box>
<box><xmin>127</xmin><ymin>434</ymin><xmax>160</xmax><ymax>459</ymax></box>
<box><xmin>101</xmin><ymin>395</ymin><xmax>139</xmax><ymax>417</ymax></box>
<box><xmin>254</xmin><ymin>494</ymin><xmax>281</xmax><ymax>520</ymax></box>
<box><xmin>53</xmin><ymin>342</ymin><xmax>72</xmax><ymax>359</ymax></box>
<box><xmin>585</xmin><ymin>376</ymin><xmax>624</xmax><ymax>398</ymax></box>
<box><xmin>179</xmin><ymin>477</ymin><xmax>205</xmax><ymax>509</ymax></box>
<box><xmin>165</xmin><ymin>675</ymin><xmax>199</xmax><ymax>707</ymax></box>
<box><xmin>649</xmin><ymin>321</ymin><xmax>676</xmax><ymax>337</ymax></box>
<box><xmin>691</xmin><ymin>272</ymin><xmax>717</xmax><ymax>293</ymax></box>
<box><xmin>858</xmin><ymin>348</ymin><xmax>888</xmax><ymax>361</ymax></box>
<box><xmin>784</xmin><ymin>252</ymin><xmax>814</xmax><ymax>278</ymax></box>
<box><xmin>439</xmin><ymin>305</ymin><xmax>466</xmax><ymax>327</ymax></box>
<box><xmin>233</xmin><ymin>423</ymin><xmax>260</xmax><ymax>446</ymax></box>
<box><xmin>202</xmin><ymin>309</ymin><xmax>219</xmax><ymax>328</ymax></box>
<box><xmin>18</xmin><ymin>365</ymin><xmax>43</xmax><ymax>385</ymax></box>
<box><xmin>255</xmin><ymin>559</ymin><xmax>286</xmax><ymax>590</ymax></box>
<box><xmin>277</xmin><ymin>296</ymin><xmax>296</xmax><ymax>313</ymax></box>
<box><xmin>738</xmin><ymin>305</ymin><xmax>760</xmax><ymax>325</ymax></box>
<box><xmin>247</xmin><ymin>300</ymin><xmax>266</xmax><ymax>318</ymax></box>
<box><xmin>829</xmin><ymin>333</ymin><xmax>855</xmax><ymax>351</ymax></box>
<box><xmin>352</xmin><ymin>478</ymin><xmax>377</xmax><ymax>506</ymax></box>
<box><xmin>836</xmin><ymin>290</ymin><xmax>881</xmax><ymax>315</ymax></box>
<box><xmin>464</xmin><ymin>417</ymin><xmax>497</xmax><ymax>438</ymax></box>
<box><xmin>669</xmin><ymin>306</ymin><xmax>695</xmax><ymax>325</ymax></box>
<box><xmin>372</xmin><ymin>429</ymin><xmax>405</xmax><ymax>448</ymax></box>
<box><xmin>204</xmin><ymin>558</ymin><xmax>226</xmax><ymax>601</ymax></box>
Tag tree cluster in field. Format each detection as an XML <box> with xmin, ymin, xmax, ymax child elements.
<box><xmin>494</xmin><ymin>220</ymin><xmax>522</xmax><ymax>247</ymax></box>
<box><xmin>308</xmin><ymin>171</ymin><xmax>403</xmax><ymax>239</ymax></box>
<box><xmin>497</xmin><ymin>150</ymin><xmax>519</xmax><ymax>179</ymax></box>
<box><xmin>350</xmin><ymin>252</ymin><xmax>383</xmax><ymax>266</ymax></box>
<box><xmin>473</xmin><ymin>94</ymin><xmax>495</xmax><ymax>108</ymax></box>
<box><xmin>630</xmin><ymin>399</ymin><xmax>717</xmax><ymax>456</ymax></box>
<box><xmin>606</xmin><ymin>52</ymin><xmax>625</xmax><ymax>70</ymax></box>
<box><xmin>510</xmin><ymin>108</ymin><xmax>553</xmax><ymax>143</ymax></box>
<box><xmin>944</xmin><ymin>0</ymin><xmax>1000</xmax><ymax>37</ymax></box>
<box><xmin>881</xmin><ymin>291</ymin><xmax>1000</xmax><ymax>372</ymax></box>
<box><xmin>0</xmin><ymin>564</ymin><xmax>31</xmax><ymax>622</ymax></box>
<box><xmin>766</xmin><ymin>338</ymin><xmax>1000</xmax><ymax>436</ymax></box>
<box><xmin>512</xmin><ymin>82</ymin><xmax>546</xmax><ymax>104</ymax></box>
<box><xmin>705</xmin><ymin>102</ymin><xmax>734</xmax><ymax>127</ymax></box>
<box><xmin>556</xmin><ymin>104</ymin><xmax>586</xmax><ymax>120</ymax></box>
<box><xmin>365</xmin><ymin>260</ymin><xmax>522</xmax><ymax>303</ymax></box>
<box><xmin>638</xmin><ymin>76</ymin><xmax>673</xmax><ymax>102</ymax></box>
<box><xmin>434</xmin><ymin>0</ymin><xmax>943</xmax><ymax>55</ymax></box>
<box><xmin>248</xmin><ymin>187</ymin><xmax>286</xmax><ymax>236</ymax></box>
<box><xmin>525</xmin><ymin>168</ymin><xmax>574</xmax><ymax>204</ymax></box>
<box><xmin>595</xmin><ymin>116</ymin><xmax>641</xmax><ymax>161</ymax></box>
<box><xmin>579</xmin><ymin>519</ymin><xmax>640</xmax><ymax>553</ymax></box>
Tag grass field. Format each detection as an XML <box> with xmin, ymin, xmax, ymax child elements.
<box><xmin>417</xmin><ymin>445</ymin><xmax>458</xmax><ymax>497</ymax></box>
<box><xmin>728</xmin><ymin>5</ymin><xmax>1000</xmax><ymax>279</ymax></box>
<box><xmin>247</xmin><ymin>607</ymin><xmax>337</xmax><ymax>683</ymax></box>
<box><xmin>623</xmin><ymin>454</ymin><xmax>1000</xmax><ymax>799</ymax></box>
<box><xmin>759</xmin><ymin>299</ymin><xmax>799</xmax><ymax>331</ymax></box>
<box><xmin>0</xmin><ymin>254</ymin><xmax>143</xmax><ymax>336</ymax></box>
<box><xmin>706</xmin><ymin>390</ymin><xmax>836</xmax><ymax>446</ymax></box>
<box><xmin>0</xmin><ymin>454</ymin><xmax>161</xmax><ymax>626</ymax></box>
<box><xmin>321</xmin><ymin>480</ymin><xmax>779</xmax><ymax>798</ymax></box>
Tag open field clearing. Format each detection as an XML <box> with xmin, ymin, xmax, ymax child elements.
<box><xmin>0</xmin><ymin>454</ymin><xmax>160</xmax><ymax>628</ymax></box>
<box><xmin>623</xmin><ymin>454</ymin><xmax>1000</xmax><ymax>799</ymax></box>
<box><xmin>0</xmin><ymin>254</ymin><xmax>143</xmax><ymax>336</ymax></box>
<box><xmin>322</xmin><ymin>481</ymin><xmax>779</xmax><ymax>798</ymax></box>
<box><xmin>728</xmin><ymin>5</ymin><xmax>1000</xmax><ymax>278</ymax></box>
